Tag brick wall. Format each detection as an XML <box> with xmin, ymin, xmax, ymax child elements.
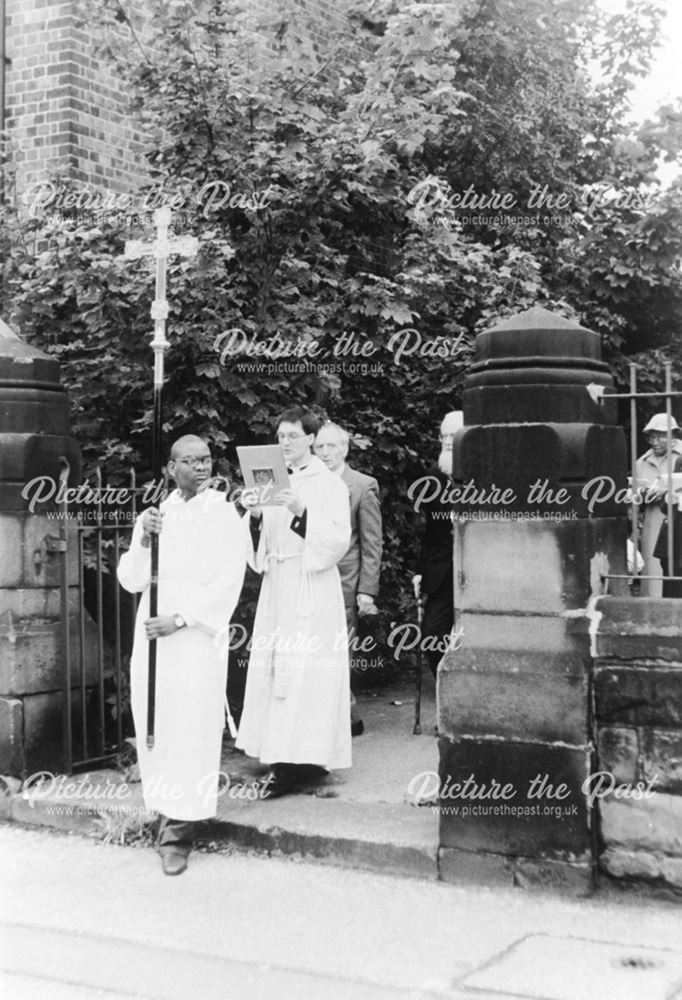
<box><xmin>4</xmin><ymin>0</ymin><xmax>147</xmax><ymax>198</ymax></box>
<box><xmin>4</xmin><ymin>0</ymin><xmax>363</xmax><ymax>201</ymax></box>
<box><xmin>593</xmin><ymin>597</ymin><xmax>682</xmax><ymax>893</ymax></box>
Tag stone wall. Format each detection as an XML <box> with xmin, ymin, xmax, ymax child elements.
<box><xmin>593</xmin><ymin>596</ymin><xmax>682</xmax><ymax>892</ymax></box>
<box><xmin>0</xmin><ymin>317</ymin><xmax>91</xmax><ymax>777</ymax></box>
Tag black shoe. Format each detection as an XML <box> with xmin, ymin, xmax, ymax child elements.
<box><xmin>294</xmin><ymin>764</ymin><xmax>329</xmax><ymax>781</ymax></box>
<box><xmin>160</xmin><ymin>847</ymin><xmax>190</xmax><ymax>876</ymax></box>
<box><xmin>258</xmin><ymin>768</ymin><xmax>295</xmax><ymax>799</ymax></box>
<box><xmin>351</xmin><ymin>719</ymin><xmax>364</xmax><ymax>737</ymax></box>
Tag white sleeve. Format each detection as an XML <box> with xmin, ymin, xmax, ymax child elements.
<box><xmin>301</xmin><ymin>475</ymin><xmax>351</xmax><ymax>573</ymax></box>
<box><xmin>116</xmin><ymin>514</ymin><xmax>151</xmax><ymax>593</ymax></box>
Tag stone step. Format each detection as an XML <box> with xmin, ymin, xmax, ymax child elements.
<box><xmin>2</xmin><ymin>772</ymin><xmax>439</xmax><ymax>881</ymax></box>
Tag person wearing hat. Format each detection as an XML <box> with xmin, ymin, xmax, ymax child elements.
<box><xmin>634</xmin><ymin>414</ymin><xmax>682</xmax><ymax>597</ymax></box>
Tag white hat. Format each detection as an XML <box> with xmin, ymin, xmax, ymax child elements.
<box><xmin>643</xmin><ymin>413</ymin><xmax>679</xmax><ymax>434</ymax></box>
<box><xmin>440</xmin><ymin>410</ymin><xmax>464</xmax><ymax>435</ymax></box>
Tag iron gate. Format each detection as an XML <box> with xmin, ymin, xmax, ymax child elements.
<box><xmin>58</xmin><ymin>461</ymin><xmax>154</xmax><ymax>773</ymax></box>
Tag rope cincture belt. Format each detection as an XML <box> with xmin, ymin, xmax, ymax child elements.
<box><xmin>265</xmin><ymin>551</ymin><xmax>314</xmax><ymax>620</ymax></box>
<box><xmin>212</xmin><ymin>543</ymin><xmax>316</xmax><ymax>722</ymax></box>
<box><xmin>262</xmin><ymin>552</ymin><xmax>315</xmax><ymax>700</ymax></box>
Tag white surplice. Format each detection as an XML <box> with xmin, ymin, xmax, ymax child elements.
<box><xmin>236</xmin><ymin>456</ymin><xmax>352</xmax><ymax>770</ymax></box>
<box><xmin>117</xmin><ymin>488</ymin><xmax>246</xmax><ymax>820</ymax></box>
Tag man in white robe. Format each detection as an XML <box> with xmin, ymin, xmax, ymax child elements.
<box><xmin>117</xmin><ymin>435</ymin><xmax>246</xmax><ymax>875</ymax></box>
<box><xmin>237</xmin><ymin>406</ymin><xmax>352</xmax><ymax>796</ymax></box>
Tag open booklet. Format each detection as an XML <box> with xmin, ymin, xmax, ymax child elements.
<box><xmin>236</xmin><ymin>444</ymin><xmax>291</xmax><ymax>505</ymax></box>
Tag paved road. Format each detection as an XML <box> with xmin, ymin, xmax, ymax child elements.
<box><xmin>1</xmin><ymin>824</ymin><xmax>681</xmax><ymax>1000</ymax></box>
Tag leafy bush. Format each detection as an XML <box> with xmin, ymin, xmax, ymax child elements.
<box><xmin>2</xmin><ymin>0</ymin><xmax>682</xmax><ymax>624</ymax></box>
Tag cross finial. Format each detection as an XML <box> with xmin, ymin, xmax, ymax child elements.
<box><xmin>122</xmin><ymin>207</ymin><xmax>199</xmax><ymax>383</ymax></box>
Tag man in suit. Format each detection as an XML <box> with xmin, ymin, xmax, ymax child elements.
<box><xmin>413</xmin><ymin>411</ymin><xmax>463</xmax><ymax>677</ymax></box>
<box><xmin>315</xmin><ymin>422</ymin><xmax>383</xmax><ymax>735</ymax></box>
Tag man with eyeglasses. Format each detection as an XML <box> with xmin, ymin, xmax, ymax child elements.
<box><xmin>412</xmin><ymin>411</ymin><xmax>463</xmax><ymax>678</ymax></box>
<box><xmin>118</xmin><ymin>435</ymin><xmax>247</xmax><ymax>874</ymax></box>
<box><xmin>237</xmin><ymin>406</ymin><xmax>352</xmax><ymax>797</ymax></box>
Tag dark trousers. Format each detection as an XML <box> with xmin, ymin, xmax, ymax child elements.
<box><xmin>422</xmin><ymin>580</ymin><xmax>454</xmax><ymax>678</ymax></box>
<box><xmin>345</xmin><ymin>603</ymin><xmax>362</xmax><ymax>723</ymax></box>
<box><xmin>158</xmin><ymin>816</ymin><xmax>194</xmax><ymax>854</ymax></box>
<box><xmin>660</xmin><ymin>561</ymin><xmax>682</xmax><ymax>598</ymax></box>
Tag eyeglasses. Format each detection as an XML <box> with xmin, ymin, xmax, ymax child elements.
<box><xmin>175</xmin><ymin>456</ymin><xmax>213</xmax><ymax>468</ymax></box>
<box><xmin>277</xmin><ymin>432</ymin><xmax>308</xmax><ymax>442</ymax></box>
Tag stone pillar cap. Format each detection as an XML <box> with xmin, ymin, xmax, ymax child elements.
<box><xmin>486</xmin><ymin>305</ymin><xmax>592</xmax><ymax>335</ymax></box>
<box><xmin>471</xmin><ymin>305</ymin><xmax>606</xmax><ymax>373</ymax></box>
<box><xmin>0</xmin><ymin>317</ymin><xmax>52</xmax><ymax>361</ymax></box>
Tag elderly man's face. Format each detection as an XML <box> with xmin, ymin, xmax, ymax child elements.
<box><xmin>314</xmin><ymin>427</ymin><xmax>346</xmax><ymax>472</ymax></box>
<box><xmin>647</xmin><ymin>431</ymin><xmax>671</xmax><ymax>457</ymax></box>
<box><xmin>438</xmin><ymin>414</ymin><xmax>461</xmax><ymax>475</ymax></box>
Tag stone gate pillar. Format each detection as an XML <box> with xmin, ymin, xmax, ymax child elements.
<box><xmin>438</xmin><ymin>306</ymin><xmax>628</xmax><ymax>890</ymax></box>
<box><xmin>0</xmin><ymin>318</ymin><xmax>82</xmax><ymax>776</ymax></box>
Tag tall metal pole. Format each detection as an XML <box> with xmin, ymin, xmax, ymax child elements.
<box><xmin>629</xmin><ymin>363</ymin><xmax>639</xmax><ymax>572</ymax></box>
<box><xmin>0</xmin><ymin>0</ymin><xmax>6</xmax><ymax>204</ymax></box>
<box><xmin>123</xmin><ymin>207</ymin><xmax>198</xmax><ymax>750</ymax></box>
<box><xmin>664</xmin><ymin>361</ymin><xmax>674</xmax><ymax>583</ymax></box>
<box><xmin>146</xmin><ymin>238</ymin><xmax>170</xmax><ymax>750</ymax></box>
<box><xmin>413</xmin><ymin>577</ymin><xmax>423</xmax><ymax>735</ymax></box>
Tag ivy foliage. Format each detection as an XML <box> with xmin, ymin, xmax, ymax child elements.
<box><xmin>1</xmin><ymin>0</ymin><xmax>682</xmax><ymax>622</ymax></box>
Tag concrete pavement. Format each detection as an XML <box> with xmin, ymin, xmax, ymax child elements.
<box><xmin>3</xmin><ymin>681</ymin><xmax>441</xmax><ymax>881</ymax></box>
<box><xmin>4</xmin><ymin>678</ymin><xmax>682</xmax><ymax>902</ymax></box>
<box><xmin>2</xmin><ymin>824</ymin><xmax>682</xmax><ymax>1000</ymax></box>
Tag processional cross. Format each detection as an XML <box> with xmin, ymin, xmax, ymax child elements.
<box><xmin>123</xmin><ymin>207</ymin><xmax>199</xmax><ymax>749</ymax></box>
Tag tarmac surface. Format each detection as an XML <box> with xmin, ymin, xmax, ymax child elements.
<box><xmin>2</xmin><ymin>823</ymin><xmax>682</xmax><ymax>1000</ymax></box>
<box><xmin>3</xmin><ymin>677</ymin><xmax>682</xmax><ymax>997</ymax></box>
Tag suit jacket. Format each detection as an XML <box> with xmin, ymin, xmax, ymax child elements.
<box><xmin>338</xmin><ymin>465</ymin><xmax>383</xmax><ymax>606</ymax></box>
<box><xmin>416</xmin><ymin>470</ymin><xmax>454</xmax><ymax>595</ymax></box>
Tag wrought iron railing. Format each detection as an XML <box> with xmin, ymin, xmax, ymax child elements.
<box><xmin>58</xmin><ymin>463</ymin><xmax>167</xmax><ymax>773</ymax></box>
<box><xmin>597</xmin><ymin>362</ymin><xmax>682</xmax><ymax>595</ymax></box>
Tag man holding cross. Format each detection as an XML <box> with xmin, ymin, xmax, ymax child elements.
<box><xmin>118</xmin><ymin>435</ymin><xmax>247</xmax><ymax>875</ymax></box>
